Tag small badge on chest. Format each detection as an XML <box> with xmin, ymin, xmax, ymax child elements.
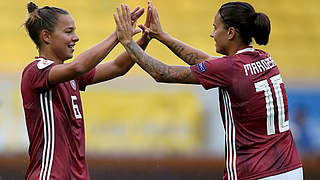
<box><xmin>70</xmin><ymin>80</ymin><xmax>77</xmax><ymax>91</ymax></box>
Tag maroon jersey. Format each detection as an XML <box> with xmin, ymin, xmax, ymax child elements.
<box><xmin>21</xmin><ymin>57</ymin><xmax>95</xmax><ymax>180</ymax></box>
<box><xmin>191</xmin><ymin>47</ymin><xmax>302</xmax><ymax>180</ymax></box>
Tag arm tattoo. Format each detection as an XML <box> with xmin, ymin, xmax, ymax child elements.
<box><xmin>168</xmin><ymin>42</ymin><xmax>201</xmax><ymax>65</ymax></box>
<box><xmin>184</xmin><ymin>52</ymin><xmax>200</xmax><ymax>65</ymax></box>
<box><xmin>171</xmin><ymin>44</ymin><xmax>185</xmax><ymax>55</ymax></box>
<box><xmin>125</xmin><ymin>40</ymin><xmax>198</xmax><ymax>83</ymax></box>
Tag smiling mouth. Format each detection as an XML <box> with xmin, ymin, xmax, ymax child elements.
<box><xmin>68</xmin><ymin>45</ymin><xmax>75</xmax><ymax>50</ymax></box>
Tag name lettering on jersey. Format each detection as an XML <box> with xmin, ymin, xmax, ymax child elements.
<box><xmin>243</xmin><ymin>57</ymin><xmax>276</xmax><ymax>76</ymax></box>
<box><xmin>37</xmin><ymin>59</ymin><xmax>54</xmax><ymax>69</ymax></box>
<box><xmin>197</xmin><ymin>62</ymin><xmax>207</xmax><ymax>73</ymax></box>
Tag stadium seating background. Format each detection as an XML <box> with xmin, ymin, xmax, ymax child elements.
<box><xmin>0</xmin><ymin>0</ymin><xmax>320</xmax><ymax>179</ymax></box>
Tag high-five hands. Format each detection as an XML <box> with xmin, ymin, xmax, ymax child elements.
<box><xmin>130</xmin><ymin>6</ymin><xmax>144</xmax><ymax>24</ymax></box>
<box><xmin>114</xmin><ymin>4</ymin><xmax>137</xmax><ymax>45</ymax></box>
<box><xmin>138</xmin><ymin>1</ymin><xmax>164</xmax><ymax>40</ymax></box>
<box><xmin>114</xmin><ymin>1</ymin><xmax>163</xmax><ymax>46</ymax></box>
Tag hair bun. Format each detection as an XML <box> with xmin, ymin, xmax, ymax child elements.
<box><xmin>27</xmin><ymin>2</ymin><xmax>38</xmax><ymax>13</ymax></box>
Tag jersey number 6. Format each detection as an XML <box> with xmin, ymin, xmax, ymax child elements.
<box><xmin>71</xmin><ymin>96</ymin><xmax>82</xmax><ymax>119</ymax></box>
<box><xmin>254</xmin><ymin>74</ymin><xmax>289</xmax><ymax>135</ymax></box>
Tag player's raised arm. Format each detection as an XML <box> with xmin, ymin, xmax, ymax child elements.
<box><xmin>89</xmin><ymin>6</ymin><xmax>153</xmax><ymax>84</ymax></box>
<box><xmin>114</xmin><ymin>4</ymin><xmax>200</xmax><ymax>84</ymax></box>
<box><xmin>138</xmin><ymin>1</ymin><xmax>216</xmax><ymax>65</ymax></box>
<box><xmin>48</xmin><ymin>6</ymin><xmax>145</xmax><ymax>85</ymax></box>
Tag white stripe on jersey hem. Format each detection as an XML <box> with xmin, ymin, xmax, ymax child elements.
<box><xmin>222</xmin><ymin>90</ymin><xmax>238</xmax><ymax>180</ymax></box>
<box><xmin>235</xmin><ymin>47</ymin><xmax>255</xmax><ymax>55</ymax></box>
<box><xmin>39</xmin><ymin>91</ymin><xmax>55</xmax><ymax>180</ymax></box>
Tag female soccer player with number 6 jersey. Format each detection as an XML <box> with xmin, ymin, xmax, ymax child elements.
<box><xmin>114</xmin><ymin>1</ymin><xmax>303</xmax><ymax>180</ymax></box>
<box><xmin>21</xmin><ymin>2</ymin><xmax>151</xmax><ymax>179</ymax></box>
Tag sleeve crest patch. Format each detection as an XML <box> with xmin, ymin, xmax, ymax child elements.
<box><xmin>197</xmin><ymin>62</ymin><xmax>207</xmax><ymax>73</ymax></box>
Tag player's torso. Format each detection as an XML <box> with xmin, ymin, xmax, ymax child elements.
<box><xmin>22</xmin><ymin>61</ymin><xmax>89</xmax><ymax>179</ymax></box>
<box><xmin>40</xmin><ymin>81</ymin><xmax>88</xmax><ymax>179</ymax></box>
<box><xmin>221</xmin><ymin>49</ymin><xmax>283</xmax><ymax>135</ymax></box>
<box><xmin>219</xmin><ymin>49</ymin><xmax>301</xmax><ymax>180</ymax></box>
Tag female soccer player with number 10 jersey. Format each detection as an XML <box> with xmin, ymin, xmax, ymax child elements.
<box><xmin>114</xmin><ymin>1</ymin><xmax>303</xmax><ymax>180</ymax></box>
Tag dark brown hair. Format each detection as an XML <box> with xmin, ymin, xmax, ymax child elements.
<box><xmin>218</xmin><ymin>1</ymin><xmax>271</xmax><ymax>45</ymax></box>
<box><xmin>24</xmin><ymin>2</ymin><xmax>69</xmax><ymax>49</ymax></box>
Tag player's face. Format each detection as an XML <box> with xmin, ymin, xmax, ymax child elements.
<box><xmin>210</xmin><ymin>13</ymin><xmax>229</xmax><ymax>55</ymax></box>
<box><xmin>49</xmin><ymin>14</ymin><xmax>79</xmax><ymax>61</ymax></box>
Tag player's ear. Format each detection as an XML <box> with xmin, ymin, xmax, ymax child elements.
<box><xmin>41</xmin><ymin>29</ymin><xmax>52</xmax><ymax>45</ymax></box>
<box><xmin>227</xmin><ymin>27</ymin><xmax>237</xmax><ymax>40</ymax></box>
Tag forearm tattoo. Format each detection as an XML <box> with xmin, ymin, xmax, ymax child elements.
<box><xmin>168</xmin><ymin>42</ymin><xmax>202</xmax><ymax>65</ymax></box>
<box><xmin>126</xmin><ymin>40</ymin><xmax>195</xmax><ymax>83</ymax></box>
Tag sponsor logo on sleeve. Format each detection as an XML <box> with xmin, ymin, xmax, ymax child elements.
<box><xmin>37</xmin><ymin>60</ymin><xmax>54</xmax><ymax>69</ymax></box>
<box><xmin>197</xmin><ymin>62</ymin><xmax>207</xmax><ymax>73</ymax></box>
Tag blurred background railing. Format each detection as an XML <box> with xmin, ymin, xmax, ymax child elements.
<box><xmin>0</xmin><ymin>0</ymin><xmax>319</xmax><ymax>179</ymax></box>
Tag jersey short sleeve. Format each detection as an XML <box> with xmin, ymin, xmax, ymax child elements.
<box><xmin>190</xmin><ymin>57</ymin><xmax>233</xmax><ymax>89</ymax></box>
<box><xmin>23</xmin><ymin>60</ymin><xmax>55</xmax><ymax>92</ymax></box>
<box><xmin>76</xmin><ymin>68</ymin><xmax>96</xmax><ymax>91</ymax></box>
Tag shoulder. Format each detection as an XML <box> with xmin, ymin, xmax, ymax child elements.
<box><xmin>206</xmin><ymin>56</ymin><xmax>233</xmax><ymax>63</ymax></box>
<box><xmin>22</xmin><ymin>59</ymin><xmax>56</xmax><ymax>85</ymax></box>
<box><xmin>192</xmin><ymin>56</ymin><xmax>233</xmax><ymax>74</ymax></box>
<box><xmin>23</xmin><ymin>58</ymin><xmax>55</xmax><ymax>71</ymax></box>
<box><xmin>22</xmin><ymin>61</ymin><xmax>38</xmax><ymax>77</ymax></box>
<box><xmin>254</xmin><ymin>48</ymin><xmax>270</xmax><ymax>57</ymax></box>
<box><xmin>205</xmin><ymin>56</ymin><xmax>235</xmax><ymax>68</ymax></box>
<box><xmin>234</xmin><ymin>48</ymin><xmax>270</xmax><ymax>62</ymax></box>
<box><xmin>25</xmin><ymin>58</ymin><xmax>55</xmax><ymax>73</ymax></box>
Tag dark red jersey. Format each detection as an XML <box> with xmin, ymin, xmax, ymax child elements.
<box><xmin>21</xmin><ymin>57</ymin><xmax>95</xmax><ymax>180</ymax></box>
<box><xmin>191</xmin><ymin>47</ymin><xmax>302</xmax><ymax>180</ymax></box>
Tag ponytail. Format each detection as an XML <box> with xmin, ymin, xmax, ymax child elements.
<box><xmin>253</xmin><ymin>13</ymin><xmax>271</xmax><ymax>45</ymax></box>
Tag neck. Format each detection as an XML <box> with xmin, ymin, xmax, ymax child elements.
<box><xmin>39</xmin><ymin>49</ymin><xmax>64</xmax><ymax>64</ymax></box>
<box><xmin>227</xmin><ymin>43</ymin><xmax>249</xmax><ymax>56</ymax></box>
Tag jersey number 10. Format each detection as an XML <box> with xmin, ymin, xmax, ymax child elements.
<box><xmin>254</xmin><ymin>74</ymin><xmax>289</xmax><ymax>135</ymax></box>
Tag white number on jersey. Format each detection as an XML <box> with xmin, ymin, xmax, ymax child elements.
<box><xmin>71</xmin><ymin>95</ymin><xmax>82</xmax><ymax>119</ymax></box>
<box><xmin>254</xmin><ymin>74</ymin><xmax>289</xmax><ymax>135</ymax></box>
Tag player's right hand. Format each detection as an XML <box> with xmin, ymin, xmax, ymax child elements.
<box><xmin>114</xmin><ymin>4</ymin><xmax>138</xmax><ymax>46</ymax></box>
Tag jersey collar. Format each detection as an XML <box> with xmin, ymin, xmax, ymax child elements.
<box><xmin>235</xmin><ymin>47</ymin><xmax>255</xmax><ymax>55</ymax></box>
<box><xmin>34</xmin><ymin>56</ymin><xmax>54</xmax><ymax>61</ymax></box>
<box><xmin>35</xmin><ymin>57</ymin><xmax>46</xmax><ymax>61</ymax></box>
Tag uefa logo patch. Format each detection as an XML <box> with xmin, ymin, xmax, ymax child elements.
<box><xmin>197</xmin><ymin>62</ymin><xmax>207</xmax><ymax>73</ymax></box>
<box><xmin>70</xmin><ymin>80</ymin><xmax>76</xmax><ymax>91</ymax></box>
<box><xmin>37</xmin><ymin>59</ymin><xmax>54</xmax><ymax>69</ymax></box>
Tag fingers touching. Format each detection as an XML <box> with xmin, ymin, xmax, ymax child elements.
<box><xmin>131</xmin><ymin>6</ymin><xmax>145</xmax><ymax>23</ymax></box>
<box><xmin>114</xmin><ymin>2</ymin><xmax>160</xmax><ymax>43</ymax></box>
